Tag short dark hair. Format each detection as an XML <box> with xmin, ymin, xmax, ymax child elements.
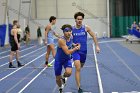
<box><xmin>13</xmin><ymin>20</ymin><xmax>18</xmax><ymax>25</ymax></box>
<box><xmin>61</xmin><ymin>24</ymin><xmax>72</xmax><ymax>31</ymax></box>
<box><xmin>74</xmin><ymin>12</ymin><xmax>85</xmax><ymax>19</ymax></box>
<box><xmin>49</xmin><ymin>16</ymin><xmax>56</xmax><ymax>23</ymax></box>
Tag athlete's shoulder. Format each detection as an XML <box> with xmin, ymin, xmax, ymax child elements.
<box><xmin>72</xmin><ymin>25</ymin><xmax>76</xmax><ymax>29</ymax></box>
<box><xmin>84</xmin><ymin>24</ymin><xmax>90</xmax><ymax>28</ymax></box>
<box><xmin>85</xmin><ymin>25</ymin><xmax>91</xmax><ymax>32</ymax></box>
<box><xmin>58</xmin><ymin>37</ymin><xmax>65</xmax><ymax>43</ymax></box>
<box><xmin>45</xmin><ymin>24</ymin><xmax>51</xmax><ymax>30</ymax></box>
<box><xmin>58</xmin><ymin>38</ymin><xmax>66</xmax><ymax>47</ymax></box>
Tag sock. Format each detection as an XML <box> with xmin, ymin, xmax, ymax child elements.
<box><xmin>45</xmin><ymin>61</ymin><xmax>48</xmax><ymax>65</ymax></box>
<box><xmin>59</xmin><ymin>86</ymin><xmax>62</xmax><ymax>90</ymax></box>
<box><xmin>9</xmin><ymin>62</ymin><xmax>12</xmax><ymax>65</ymax></box>
<box><xmin>17</xmin><ymin>61</ymin><xmax>20</xmax><ymax>64</ymax></box>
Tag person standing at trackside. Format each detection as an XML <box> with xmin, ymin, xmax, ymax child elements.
<box><xmin>137</xmin><ymin>22</ymin><xmax>140</xmax><ymax>31</ymax></box>
<box><xmin>37</xmin><ymin>26</ymin><xmax>43</xmax><ymax>45</ymax></box>
<box><xmin>54</xmin><ymin>24</ymin><xmax>80</xmax><ymax>93</ymax></box>
<box><xmin>25</xmin><ymin>25</ymin><xmax>30</xmax><ymax>45</ymax></box>
<box><xmin>131</xmin><ymin>21</ymin><xmax>137</xmax><ymax>30</ymax></box>
<box><xmin>72</xmin><ymin>12</ymin><xmax>100</xmax><ymax>92</ymax></box>
<box><xmin>17</xmin><ymin>25</ymin><xmax>22</xmax><ymax>43</ymax></box>
<box><xmin>9</xmin><ymin>20</ymin><xmax>24</xmax><ymax>68</ymax></box>
<box><xmin>44</xmin><ymin>16</ymin><xmax>60</xmax><ymax>67</ymax></box>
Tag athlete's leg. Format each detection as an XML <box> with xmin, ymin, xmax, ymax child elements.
<box><xmin>25</xmin><ymin>34</ymin><xmax>28</xmax><ymax>45</ymax></box>
<box><xmin>62</xmin><ymin>60</ymin><xmax>72</xmax><ymax>85</ymax></box>
<box><xmin>80</xmin><ymin>62</ymin><xmax>85</xmax><ymax>68</ymax></box>
<box><xmin>54</xmin><ymin>60</ymin><xmax>63</xmax><ymax>92</ymax></box>
<box><xmin>47</xmin><ymin>44</ymin><xmax>55</xmax><ymax>67</ymax></box>
<box><xmin>26</xmin><ymin>34</ymin><xmax>30</xmax><ymax>45</ymax></box>
<box><xmin>74</xmin><ymin>60</ymin><xmax>81</xmax><ymax>89</ymax></box>
<box><xmin>72</xmin><ymin>51</ymin><xmax>82</xmax><ymax>89</ymax></box>
<box><xmin>9</xmin><ymin>51</ymin><xmax>16</xmax><ymax>68</ymax></box>
<box><xmin>56</xmin><ymin>75</ymin><xmax>62</xmax><ymax>88</ymax></box>
<box><xmin>80</xmin><ymin>51</ymin><xmax>87</xmax><ymax>68</ymax></box>
<box><xmin>49</xmin><ymin>44</ymin><xmax>56</xmax><ymax>58</ymax></box>
<box><xmin>45</xmin><ymin>45</ymin><xmax>51</xmax><ymax>66</ymax></box>
<box><xmin>9</xmin><ymin>43</ymin><xmax>17</xmax><ymax>68</ymax></box>
<box><xmin>16</xmin><ymin>49</ymin><xmax>24</xmax><ymax>67</ymax></box>
<box><xmin>15</xmin><ymin>50</ymin><xmax>20</xmax><ymax>62</ymax></box>
<box><xmin>63</xmin><ymin>67</ymin><xmax>72</xmax><ymax>77</ymax></box>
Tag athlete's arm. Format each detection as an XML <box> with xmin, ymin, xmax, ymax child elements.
<box><xmin>13</xmin><ymin>28</ymin><xmax>20</xmax><ymax>48</ymax></box>
<box><xmin>86</xmin><ymin>25</ymin><xmax>100</xmax><ymax>53</ymax></box>
<box><xmin>72</xmin><ymin>43</ymin><xmax>80</xmax><ymax>48</ymax></box>
<box><xmin>58</xmin><ymin>38</ymin><xmax>80</xmax><ymax>55</ymax></box>
<box><xmin>44</xmin><ymin>25</ymin><xmax>51</xmax><ymax>45</ymax></box>
<box><xmin>13</xmin><ymin>29</ymin><xmax>18</xmax><ymax>44</ymax></box>
<box><xmin>53</xmin><ymin>31</ymin><xmax>61</xmax><ymax>38</ymax></box>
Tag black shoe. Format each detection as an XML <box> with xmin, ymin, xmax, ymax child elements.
<box><xmin>9</xmin><ymin>64</ymin><xmax>16</xmax><ymax>68</ymax></box>
<box><xmin>17</xmin><ymin>62</ymin><xmax>24</xmax><ymax>67</ymax></box>
<box><xmin>78</xmin><ymin>87</ymin><xmax>83</xmax><ymax>93</ymax></box>
<box><xmin>59</xmin><ymin>88</ymin><xmax>63</xmax><ymax>93</ymax></box>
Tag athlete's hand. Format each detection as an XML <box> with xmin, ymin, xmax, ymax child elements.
<box><xmin>75</xmin><ymin>43</ymin><xmax>80</xmax><ymax>50</ymax></box>
<box><xmin>96</xmin><ymin>46</ymin><xmax>100</xmax><ymax>53</ymax></box>
<box><xmin>44</xmin><ymin>41</ymin><xmax>47</xmax><ymax>45</ymax></box>
<box><xmin>18</xmin><ymin>43</ymin><xmax>20</xmax><ymax>49</ymax></box>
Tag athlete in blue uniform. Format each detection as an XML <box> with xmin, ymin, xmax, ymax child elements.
<box><xmin>72</xmin><ymin>12</ymin><xmax>100</xmax><ymax>92</ymax></box>
<box><xmin>44</xmin><ymin>16</ymin><xmax>60</xmax><ymax>67</ymax></box>
<box><xmin>54</xmin><ymin>24</ymin><xmax>80</xmax><ymax>93</ymax></box>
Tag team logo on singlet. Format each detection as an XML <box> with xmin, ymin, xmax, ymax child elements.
<box><xmin>73</xmin><ymin>32</ymin><xmax>86</xmax><ymax>36</ymax></box>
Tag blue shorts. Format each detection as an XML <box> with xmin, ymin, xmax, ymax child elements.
<box><xmin>72</xmin><ymin>50</ymin><xmax>87</xmax><ymax>63</ymax></box>
<box><xmin>47</xmin><ymin>38</ymin><xmax>54</xmax><ymax>45</ymax></box>
<box><xmin>54</xmin><ymin>59</ymin><xmax>72</xmax><ymax>76</ymax></box>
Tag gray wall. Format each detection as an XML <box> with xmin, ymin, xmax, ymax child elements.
<box><xmin>0</xmin><ymin>0</ymin><xmax>108</xmax><ymax>41</ymax></box>
<box><xmin>0</xmin><ymin>0</ymin><xmax>6</xmax><ymax>24</ymax></box>
<box><xmin>30</xmin><ymin>18</ymin><xmax>108</xmax><ymax>39</ymax></box>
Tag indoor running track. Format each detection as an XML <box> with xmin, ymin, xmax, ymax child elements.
<box><xmin>0</xmin><ymin>39</ymin><xmax>140</xmax><ymax>93</ymax></box>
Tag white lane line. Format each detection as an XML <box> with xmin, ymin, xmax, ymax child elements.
<box><xmin>0</xmin><ymin>45</ymin><xmax>26</xmax><ymax>55</ymax></box>
<box><xmin>99</xmin><ymin>39</ymin><xmax>125</xmax><ymax>44</ymax></box>
<box><xmin>5</xmin><ymin>61</ymin><xmax>46</xmax><ymax>93</ymax></box>
<box><xmin>3</xmin><ymin>65</ymin><xmax>94</xmax><ymax>69</ymax></box>
<box><xmin>0</xmin><ymin>45</ymin><xmax>36</xmax><ymax>60</ymax></box>
<box><xmin>112</xmin><ymin>91</ymin><xmax>140</xmax><ymax>93</ymax></box>
<box><xmin>92</xmin><ymin>44</ymin><xmax>103</xmax><ymax>93</ymax></box>
<box><xmin>106</xmin><ymin>44</ymin><xmax>140</xmax><ymax>81</ymax></box>
<box><xmin>0</xmin><ymin>51</ymin><xmax>46</xmax><ymax>82</ymax></box>
<box><xmin>18</xmin><ymin>60</ymin><xmax>54</xmax><ymax>93</ymax></box>
<box><xmin>0</xmin><ymin>46</ymin><xmax>45</xmax><ymax>68</ymax></box>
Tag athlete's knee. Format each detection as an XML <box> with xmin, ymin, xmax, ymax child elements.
<box><xmin>65</xmin><ymin>71</ymin><xmax>72</xmax><ymax>77</ymax></box>
<box><xmin>10</xmin><ymin>51</ymin><xmax>15</xmax><ymax>56</ymax></box>
<box><xmin>75</xmin><ymin>66</ymin><xmax>81</xmax><ymax>72</ymax></box>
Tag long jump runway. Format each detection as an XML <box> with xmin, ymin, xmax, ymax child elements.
<box><xmin>0</xmin><ymin>39</ymin><xmax>140</xmax><ymax>93</ymax></box>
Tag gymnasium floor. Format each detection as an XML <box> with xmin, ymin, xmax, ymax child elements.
<box><xmin>0</xmin><ymin>38</ymin><xmax>140</xmax><ymax>93</ymax></box>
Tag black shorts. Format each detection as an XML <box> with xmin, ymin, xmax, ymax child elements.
<box><xmin>10</xmin><ymin>42</ymin><xmax>18</xmax><ymax>51</ymax></box>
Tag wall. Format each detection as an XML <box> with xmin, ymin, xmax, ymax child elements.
<box><xmin>30</xmin><ymin>18</ymin><xmax>107</xmax><ymax>39</ymax></box>
<box><xmin>0</xmin><ymin>0</ymin><xmax>108</xmax><ymax>42</ymax></box>
<box><xmin>0</xmin><ymin>0</ymin><xmax>6</xmax><ymax>24</ymax></box>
